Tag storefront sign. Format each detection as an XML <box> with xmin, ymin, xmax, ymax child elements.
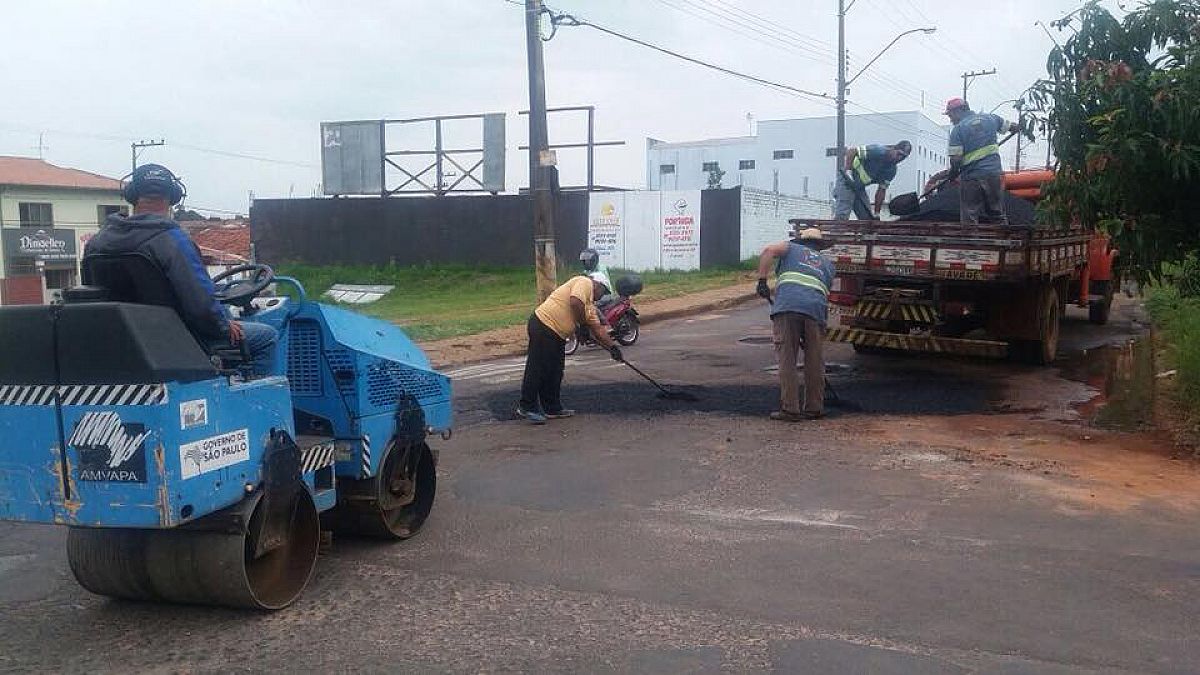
<box><xmin>2</xmin><ymin>228</ymin><xmax>78</xmax><ymax>262</ymax></box>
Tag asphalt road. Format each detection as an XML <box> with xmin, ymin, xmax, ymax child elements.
<box><xmin>2</xmin><ymin>299</ymin><xmax>1198</xmax><ymax>673</ymax></box>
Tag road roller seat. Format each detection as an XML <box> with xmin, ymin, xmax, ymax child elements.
<box><xmin>74</xmin><ymin>252</ymin><xmax>248</xmax><ymax>373</ymax></box>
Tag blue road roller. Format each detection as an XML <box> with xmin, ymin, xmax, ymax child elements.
<box><xmin>0</xmin><ymin>260</ymin><xmax>450</xmax><ymax>609</ymax></box>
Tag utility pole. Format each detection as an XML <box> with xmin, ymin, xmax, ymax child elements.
<box><xmin>835</xmin><ymin>0</ymin><xmax>847</xmax><ymax>176</ymax></box>
<box><xmin>131</xmin><ymin>139</ymin><xmax>165</xmax><ymax>173</ymax></box>
<box><xmin>32</xmin><ymin>133</ymin><xmax>49</xmax><ymax>160</ymax></box>
<box><xmin>524</xmin><ymin>0</ymin><xmax>557</xmax><ymax>302</ymax></box>
<box><xmin>961</xmin><ymin>68</ymin><xmax>996</xmax><ymax>101</ymax></box>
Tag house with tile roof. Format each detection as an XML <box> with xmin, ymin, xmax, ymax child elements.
<box><xmin>0</xmin><ymin>156</ymin><xmax>127</xmax><ymax>304</ymax></box>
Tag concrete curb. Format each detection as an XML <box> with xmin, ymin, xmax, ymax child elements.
<box><xmin>424</xmin><ymin>287</ymin><xmax>759</xmax><ymax>370</ymax></box>
<box><xmin>638</xmin><ymin>290</ymin><xmax>758</xmax><ymax>327</ymax></box>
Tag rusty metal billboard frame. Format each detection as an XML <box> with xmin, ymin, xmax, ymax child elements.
<box><xmin>517</xmin><ymin>105</ymin><xmax>625</xmax><ymax>192</ymax></box>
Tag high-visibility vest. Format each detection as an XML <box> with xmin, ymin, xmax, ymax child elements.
<box><xmin>963</xmin><ymin>143</ymin><xmax>1000</xmax><ymax>166</ymax></box>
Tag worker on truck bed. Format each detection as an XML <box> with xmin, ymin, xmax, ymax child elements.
<box><xmin>833</xmin><ymin>140</ymin><xmax>911</xmax><ymax>220</ymax></box>
<box><xmin>926</xmin><ymin>97</ymin><xmax>1019</xmax><ymax>225</ymax></box>
<box><xmin>516</xmin><ymin>275</ymin><xmax>622</xmax><ymax>424</ymax></box>
<box><xmin>756</xmin><ymin>226</ymin><xmax>836</xmax><ymax>422</ymax></box>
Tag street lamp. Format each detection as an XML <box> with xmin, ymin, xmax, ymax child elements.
<box><xmin>990</xmin><ymin>98</ymin><xmax>1018</xmax><ymax>113</ymax></box>
<box><xmin>836</xmin><ymin>24</ymin><xmax>936</xmax><ymax>176</ymax></box>
<box><xmin>846</xmin><ymin>27</ymin><xmax>938</xmax><ymax>87</ymax></box>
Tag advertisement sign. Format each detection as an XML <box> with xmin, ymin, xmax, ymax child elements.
<box><xmin>586</xmin><ymin>195</ymin><xmax>624</xmax><ymax>269</ymax></box>
<box><xmin>659</xmin><ymin>190</ymin><xmax>701</xmax><ymax>270</ymax></box>
<box><xmin>585</xmin><ymin>190</ymin><xmax>702</xmax><ymax>272</ymax></box>
<box><xmin>2</xmin><ymin>228</ymin><xmax>78</xmax><ymax>262</ymax></box>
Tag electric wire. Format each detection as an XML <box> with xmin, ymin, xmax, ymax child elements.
<box><xmin>657</xmin><ymin>0</ymin><xmax>934</xmax><ymax>110</ymax></box>
<box><xmin>544</xmin><ymin>8</ymin><xmax>837</xmax><ymax>103</ymax></box>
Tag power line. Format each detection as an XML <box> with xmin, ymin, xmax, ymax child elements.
<box><xmin>698</xmin><ymin>0</ymin><xmax>834</xmax><ymax>51</ymax></box>
<box><xmin>543</xmin><ymin>8</ymin><xmax>837</xmax><ymax>103</ymax></box>
<box><xmin>648</xmin><ymin>0</ymin><xmax>833</xmax><ymax>68</ymax></box>
<box><xmin>644</xmin><ymin>0</ymin><xmax>933</xmax><ymax>110</ymax></box>
<box><xmin>0</xmin><ymin>122</ymin><xmax>317</xmax><ymax>169</ymax></box>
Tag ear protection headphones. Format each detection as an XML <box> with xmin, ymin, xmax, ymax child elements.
<box><xmin>121</xmin><ymin>163</ymin><xmax>187</xmax><ymax>206</ymax></box>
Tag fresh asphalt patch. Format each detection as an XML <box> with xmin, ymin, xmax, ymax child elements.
<box><xmin>482</xmin><ymin>366</ymin><xmax>1003</xmax><ymax>422</ymax></box>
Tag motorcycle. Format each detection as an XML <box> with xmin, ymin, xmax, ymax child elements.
<box><xmin>565</xmin><ymin>294</ymin><xmax>640</xmax><ymax>355</ymax></box>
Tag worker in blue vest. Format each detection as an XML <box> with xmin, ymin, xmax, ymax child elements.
<box><xmin>833</xmin><ymin>140</ymin><xmax>912</xmax><ymax>220</ymax></box>
<box><xmin>926</xmin><ymin>97</ymin><xmax>1019</xmax><ymax>224</ymax></box>
<box><xmin>756</xmin><ymin>226</ymin><xmax>836</xmax><ymax>421</ymax></box>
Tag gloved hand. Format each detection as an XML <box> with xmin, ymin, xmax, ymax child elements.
<box><xmin>756</xmin><ymin>277</ymin><xmax>772</xmax><ymax>302</ymax></box>
<box><xmin>609</xmin><ymin>345</ymin><xmax>624</xmax><ymax>362</ymax></box>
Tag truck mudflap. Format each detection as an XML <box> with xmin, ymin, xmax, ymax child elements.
<box><xmin>826</xmin><ymin>327</ymin><xmax>1008</xmax><ymax>358</ymax></box>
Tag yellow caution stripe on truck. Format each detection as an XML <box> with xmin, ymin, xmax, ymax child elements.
<box><xmin>826</xmin><ymin>327</ymin><xmax>1008</xmax><ymax>358</ymax></box>
<box><xmin>853</xmin><ymin>301</ymin><xmax>937</xmax><ymax>323</ymax></box>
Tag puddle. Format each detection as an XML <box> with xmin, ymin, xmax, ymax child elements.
<box><xmin>1062</xmin><ymin>336</ymin><xmax>1155</xmax><ymax>431</ymax></box>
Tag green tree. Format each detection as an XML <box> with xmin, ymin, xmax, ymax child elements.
<box><xmin>706</xmin><ymin>165</ymin><xmax>726</xmax><ymax>190</ymax></box>
<box><xmin>1021</xmin><ymin>0</ymin><xmax>1200</xmax><ymax>280</ymax></box>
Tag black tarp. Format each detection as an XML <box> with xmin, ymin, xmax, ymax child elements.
<box><xmin>904</xmin><ymin>186</ymin><xmax>1037</xmax><ymax>225</ymax></box>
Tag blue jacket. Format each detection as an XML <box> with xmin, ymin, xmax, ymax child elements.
<box><xmin>849</xmin><ymin>144</ymin><xmax>899</xmax><ymax>188</ymax></box>
<box><xmin>84</xmin><ymin>213</ymin><xmax>230</xmax><ymax>340</ymax></box>
<box><xmin>772</xmin><ymin>241</ymin><xmax>836</xmax><ymax>326</ymax></box>
<box><xmin>949</xmin><ymin>112</ymin><xmax>1007</xmax><ymax>179</ymax></box>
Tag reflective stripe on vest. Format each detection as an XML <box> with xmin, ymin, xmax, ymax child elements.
<box><xmin>962</xmin><ymin>143</ymin><xmax>999</xmax><ymax>165</ymax></box>
<box><xmin>777</xmin><ymin>271</ymin><xmax>829</xmax><ymax>295</ymax></box>
<box><xmin>851</xmin><ymin>156</ymin><xmax>873</xmax><ymax>184</ymax></box>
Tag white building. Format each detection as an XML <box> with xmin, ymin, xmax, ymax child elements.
<box><xmin>646</xmin><ymin>111</ymin><xmax>950</xmax><ymax>209</ymax></box>
<box><xmin>0</xmin><ymin>157</ymin><xmax>127</xmax><ymax>304</ymax></box>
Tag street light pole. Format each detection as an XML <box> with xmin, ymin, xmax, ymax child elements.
<box><xmin>846</xmin><ymin>27</ymin><xmax>937</xmax><ymax>88</ymax></box>
<box><xmin>524</xmin><ymin>0</ymin><xmax>557</xmax><ymax>302</ymax></box>
<box><xmin>836</xmin><ymin>12</ymin><xmax>935</xmax><ymax>178</ymax></box>
<box><xmin>836</xmin><ymin>0</ymin><xmax>846</xmax><ymax>175</ymax></box>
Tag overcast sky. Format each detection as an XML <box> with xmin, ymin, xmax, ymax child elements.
<box><xmin>0</xmin><ymin>0</ymin><xmax>1103</xmax><ymax>215</ymax></box>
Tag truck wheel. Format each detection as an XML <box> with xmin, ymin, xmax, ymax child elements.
<box><xmin>1015</xmin><ymin>285</ymin><xmax>1060</xmax><ymax>365</ymax></box>
<box><xmin>1089</xmin><ymin>280</ymin><xmax>1114</xmax><ymax>325</ymax></box>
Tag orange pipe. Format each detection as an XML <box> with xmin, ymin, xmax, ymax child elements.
<box><xmin>1010</xmin><ymin>187</ymin><xmax>1041</xmax><ymax>200</ymax></box>
<box><xmin>1003</xmin><ymin>170</ymin><xmax>1054</xmax><ymax>189</ymax></box>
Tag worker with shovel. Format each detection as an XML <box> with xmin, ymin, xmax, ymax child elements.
<box><xmin>757</xmin><ymin>226</ymin><xmax>836</xmax><ymax>421</ymax></box>
<box><xmin>833</xmin><ymin>140</ymin><xmax>912</xmax><ymax>220</ymax></box>
<box><xmin>925</xmin><ymin>98</ymin><xmax>1019</xmax><ymax>224</ymax></box>
<box><xmin>516</xmin><ymin>275</ymin><xmax>622</xmax><ymax>424</ymax></box>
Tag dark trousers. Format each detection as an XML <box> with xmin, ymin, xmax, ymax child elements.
<box><xmin>960</xmin><ymin>174</ymin><xmax>1008</xmax><ymax>224</ymax></box>
<box><xmin>519</xmin><ymin>315</ymin><xmax>567</xmax><ymax>414</ymax></box>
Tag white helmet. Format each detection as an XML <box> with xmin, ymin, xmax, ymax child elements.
<box><xmin>587</xmin><ymin>270</ymin><xmax>612</xmax><ymax>294</ymax></box>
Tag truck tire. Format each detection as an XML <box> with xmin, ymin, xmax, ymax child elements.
<box><xmin>1088</xmin><ymin>280</ymin><xmax>1114</xmax><ymax>325</ymax></box>
<box><xmin>1017</xmin><ymin>285</ymin><xmax>1060</xmax><ymax>365</ymax></box>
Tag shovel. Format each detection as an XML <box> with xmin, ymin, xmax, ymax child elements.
<box><xmin>840</xmin><ymin>170</ymin><xmax>880</xmax><ymax>221</ymax></box>
<box><xmin>888</xmin><ymin>131</ymin><xmax>1018</xmax><ymax>217</ymax></box>
<box><xmin>620</xmin><ymin>359</ymin><xmax>700</xmax><ymax>401</ymax></box>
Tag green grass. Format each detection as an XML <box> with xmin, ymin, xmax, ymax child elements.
<box><xmin>1146</xmin><ymin>283</ymin><xmax>1200</xmax><ymax>413</ymax></box>
<box><xmin>276</xmin><ymin>262</ymin><xmax>755</xmax><ymax>341</ymax></box>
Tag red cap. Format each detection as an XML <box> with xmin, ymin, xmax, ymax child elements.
<box><xmin>943</xmin><ymin>97</ymin><xmax>968</xmax><ymax>115</ymax></box>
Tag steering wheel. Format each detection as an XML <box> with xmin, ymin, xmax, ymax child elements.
<box><xmin>211</xmin><ymin>263</ymin><xmax>275</xmax><ymax>307</ymax></box>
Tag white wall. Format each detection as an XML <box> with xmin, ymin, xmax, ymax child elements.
<box><xmin>647</xmin><ymin>111</ymin><xmax>950</xmax><ymax>210</ymax></box>
<box><xmin>739</xmin><ymin>188</ymin><xmax>830</xmax><ymax>259</ymax></box>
